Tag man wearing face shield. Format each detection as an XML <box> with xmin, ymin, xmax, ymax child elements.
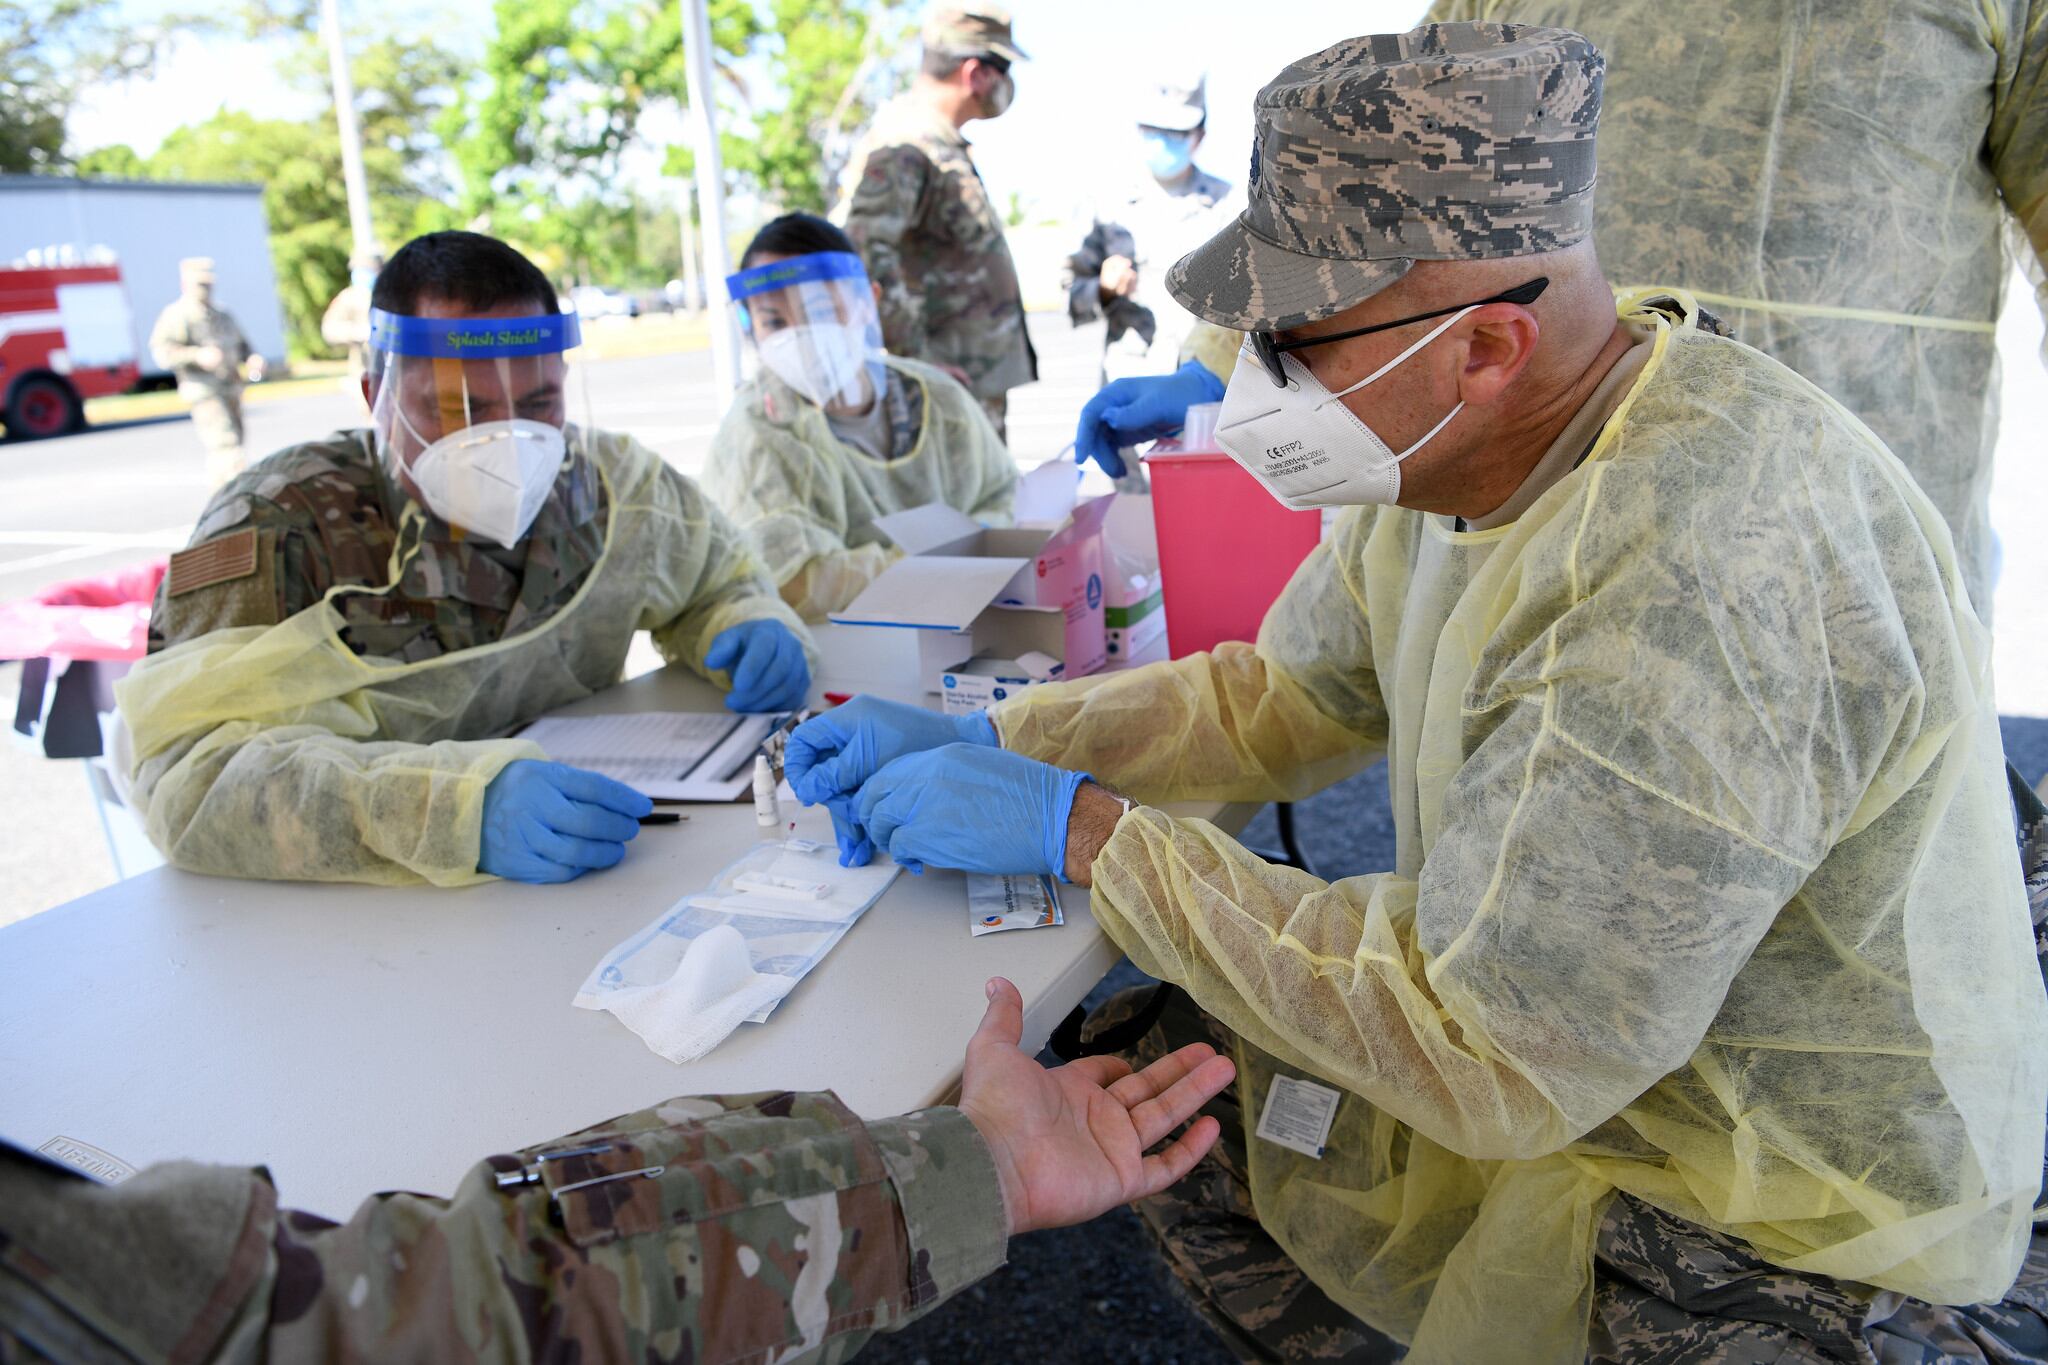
<box><xmin>837</xmin><ymin>6</ymin><xmax>1036</xmax><ymax>440</ymax></box>
<box><xmin>1063</xmin><ymin>74</ymin><xmax>1242</xmax><ymax>410</ymax></box>
<box><xmin>123</xmin><ymin>230</ymin><xmax>814</xmax><ymax>888</ymax></box>
<box><xmin>703</xmin><ymin>213</ymin><xmax>1015</xmax><ymax>621</ymax></box>
<box><xmin>786</xmin><ymin>23</ymin><xmax>2048</xmax><ymax>1363</ymax></box>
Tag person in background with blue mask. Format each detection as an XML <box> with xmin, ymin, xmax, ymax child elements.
<box><xmin>124</xmin><ymin>230</ymin><xmax>814</xmax><ymax>888</ymax></box>
<box><xmin>1061</xmin><ymin>73</ymin><xmax>1241</xmax><ymax>478</ymax></box>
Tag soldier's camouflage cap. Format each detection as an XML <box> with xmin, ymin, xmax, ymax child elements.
<box><xmin>1168</xmin><ymin>22</ymin><xmax>1602</xmax><ymax>333</ymax></box>
<box><xmin>921</xmin><ymin>5</ymin><xmax>1028</xmax><ymax>63</ymax></box>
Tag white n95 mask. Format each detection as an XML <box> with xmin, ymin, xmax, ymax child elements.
<box><xmin>1215</xmin><ymin>304</ymin><xmax>1476</xmax><ymax>510</ymax></box>
<box><xmin>406</xmin><ymin>418</ymin><xmax>566</xmax><ymax>547</ymax></box>
<box><xmin>757</xmin><ymin>322</ymin><xmax>872</xmax><ymax>409</ymax></box>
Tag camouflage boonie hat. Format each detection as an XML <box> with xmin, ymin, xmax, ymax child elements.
<box><xmin>1168</xmin><ymin>22</ymin><xmax>1603</xmax><ymax>333</ymax></box>
<box><xmin>921</xmin><ymin>5</ymin><xmax>1028</xmax><ymax>63</ymax></box>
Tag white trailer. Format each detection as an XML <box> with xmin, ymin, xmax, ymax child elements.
<box><xmin>0</xmin><ymin>176</ymin><xmax>290</xmax><ymax>381</ymax></box>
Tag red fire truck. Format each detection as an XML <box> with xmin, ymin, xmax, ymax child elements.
<box><xmin>0</xmin><ymin>262</ymin><xmax>141</xmax><ymax>440</ymax></box>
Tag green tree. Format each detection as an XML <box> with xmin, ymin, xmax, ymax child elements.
<box><xmin>449</xmin><ymin>0</ymin><xmax>911</xmax><ymax>285</ymax></box>
<box><xmin>146</xmin><ymin>112</ymin><xmax>366</xmax><ymax>357</ymax></box>
<box><xmin>0</xmin><ymin>0</ymin><xmax>178</xmax><ymax>172</ymax></box>
<box><xmin>73</xmin><ymin>12</ymin><xmax>465</xmax><ymax>360</ymax></box>
<box><xmin>720</xmin><ymin>0</ymin><xmax>914</xmax><ymax>214</ymax></box>
<box><xmin>453</xmin><ymin>0</ymin><xmax>715</xmax><ymax>212</ymax></box>
<box><xmin>71</xmin><ymin>143</ymin><xmax>149</xmax><ymax>180</ymax></box>
<box><xmin>130</xmin><ymin>26</ymin><xmax>462</xmax><ymax>358</ymax></box>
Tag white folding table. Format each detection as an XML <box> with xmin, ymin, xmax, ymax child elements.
<box><xmin>0</xmin><ymin>624</ymin><xmax>1248</xmax><ymax>1217</ymax></box>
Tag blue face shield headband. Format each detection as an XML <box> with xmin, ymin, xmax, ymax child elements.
<box><xmin>725</xmin><ymin>251</ymin><xmax>872</xmax><ymax>333</ymax></box>
<box><xmin>368</xmin><ymin>308</ymin><xmax>583</xmax><ymax>360</ymax></box>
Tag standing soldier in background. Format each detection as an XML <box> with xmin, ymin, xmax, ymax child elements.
<box><xmin>149</xmin><ymin>257</ymin><xmax>261</xmax><ymax>489</ymax></box>
<box><xmin>837</xmin><ymin>6</ymin><xmax>1036</xmax><ymax>440</ymax></box>
<box><xmin>321</xmin><ymin>251</ymin><xmax>383</xmax><ymax>411</ymax></box>
<box><xmin>1065</xmin><ymin>74</ymin><xmax>1240</xmax><ymax>390</ymax></box>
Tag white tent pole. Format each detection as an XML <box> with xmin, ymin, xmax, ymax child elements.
<box><xmin>679</xmin><ymin>0</ymin><xmax>739</xmax><ymax>394</ymax></box>
<box><xmin>318</xmin><ymin>0</ymin><xmax>379</xmax><ymax>265</ymax></box>
<box><xmin>677</xmin><ymin>180</ymin><xmax>702</xmax><ymax>312</ymax></box>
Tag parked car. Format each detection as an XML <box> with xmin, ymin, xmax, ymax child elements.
<box><xmin>568</xmin><ymin>285</ymin><xmax>640</xmax><ymax>320</ymax></box>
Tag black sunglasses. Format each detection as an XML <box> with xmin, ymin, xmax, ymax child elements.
<box><xmin>978</xmin><ymin>53</ymin><xmax>1012</xmax><ymax>76</ymax></box>
<box><xmin>1251</xmin><ymin>277</ymin><xmax>1550</xmax><ymax>387</ymax></box>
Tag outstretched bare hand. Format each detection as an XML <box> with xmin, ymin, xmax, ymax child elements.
<box><xmin>958</xmin><ymin>977</ymin><xmax>1234</xmax><ymax>1236</ymax></box>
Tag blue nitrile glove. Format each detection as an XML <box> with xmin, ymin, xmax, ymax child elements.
<box><xmin>478</xmin><ymin>759</ymin><xmax>653</xmax><ymax>884</ymax></box>
<box><xmin>1074</xmin><ymin>359</ymin><xmax>1227</xmax><ymax>477</ymax></box>
<box><xmin>784</xmin><ymin>696</ymin><xmax>999</xmax><ymax>865</ymax></box>
<box><xmin>852</xmin><ymin>743</ymin><xmax>1090</xmax><ymax>879</ymax></box>
<box><xmin>705</xmin><ymin>619</ymin><xmax>811</xmax><ymax>713</ymax></box>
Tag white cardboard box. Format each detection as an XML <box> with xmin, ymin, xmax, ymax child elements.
<box><xmin>938</xmin><ymin>655</ymin><xmax>1066</xmax><ymax>714</ymax></box>
<box><xmin>829</xmin><ymin>499</ymin><xmax>1116</xmax><ymax>690</ymax></box>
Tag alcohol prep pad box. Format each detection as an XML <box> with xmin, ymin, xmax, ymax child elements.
<box><xmin>938</xmin><ymin>653</ymin><xmax>1064</xmax><ymax>714</ymax></box>
<box><xmin>829</xmin><ymin>498</ymin><xmax>1115</xmax><ymax>688</ymax></box>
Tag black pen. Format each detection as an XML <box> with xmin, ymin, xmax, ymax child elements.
<box><xmin>639</xmin><ymin>812</ymin><xmax>686</xmax><ymax>826</ymax></box>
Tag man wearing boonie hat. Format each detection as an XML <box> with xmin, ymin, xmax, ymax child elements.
<box><xmin>836</xmin><ymin>5</ymin><xmax>1036</xmax><ymax>439</ymax></box>
<box><xmin>790</xmin><ymin>21</ymin><xmax>2048</xmax><ymax>1363</ymax></box>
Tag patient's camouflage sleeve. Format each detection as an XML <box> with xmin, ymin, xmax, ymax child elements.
<box><xmin>0</xmin><ymin>1090</ymin><xmax>1008</xmax><ymax>1363</ymax></box>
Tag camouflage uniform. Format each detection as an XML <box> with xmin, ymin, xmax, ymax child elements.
<box><xmin>1081</xmin><ymin>986</ymin><xmax>1405</xmax><ymax>1364</ymax></box>
<box><xmin>149</xmin><ymin>290</ymin><xmax>254</xmax><ymax>490</ymax></box>
<box><xmin>147</xmin><ymin>428</ymin><xmax>610</xmax><ymax>661</ymax></box>
<box><xmin>0</xmin><ymin>1090</ymin><xmax>1009</xmax><ymax>1363</ymax></box>
<box><xmin>838</xmin><ymin>94</ymin><xmax>1037</xmax><ymax>439</ymax></box>
<box><xmin>1423</xmin><ymin>0</ymin><xmax>2048</xmax><ymax>620</ymax></box>
<box><xmin>1088</xmin><ymin>984</ymin><xmax>2048</xmax><ymax>1365</ymax></box>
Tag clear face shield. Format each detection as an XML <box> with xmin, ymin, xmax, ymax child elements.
<box><xmin>366</xmin><ymin>308</ymin><xmax>585</xmax><ymax>547</ymax></box>
<box><xmin>726</xmin><ymin>251</ymin><xmax>886</xmax><ymax>413</ymax></box>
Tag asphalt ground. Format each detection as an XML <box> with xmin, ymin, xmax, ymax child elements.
<box><xmin>3</xmin><ymin>303</ymin><xmax>2046</xmax><ymax>1361</ymax></box>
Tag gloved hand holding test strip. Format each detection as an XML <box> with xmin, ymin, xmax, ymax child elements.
<box><xmin>574</xmin><ymin>838</ymin><xmax>900</xmax><ymax>1062</ymax></box>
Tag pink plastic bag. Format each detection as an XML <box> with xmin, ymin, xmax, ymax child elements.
<box><xmin>0</xmin><ymin>559</ymin><xmax>165</xmax><ymax>662</ymax></box>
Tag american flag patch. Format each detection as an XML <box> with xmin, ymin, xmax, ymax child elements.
<box><xmin>166</xmin><ymin>528</ymin><xmax>259</xmax><ymax>597</ymax></box>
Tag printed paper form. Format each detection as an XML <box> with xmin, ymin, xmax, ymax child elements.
<box><xmin>518</xmin><ymin>711</ymin><xmax>778</xmax><ymax>801</ymax></box>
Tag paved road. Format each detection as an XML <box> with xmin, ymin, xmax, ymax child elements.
<box><xmin>0</xmin><ymin>324</ymin><xmax>1099</xmax><ymax>604</ymax></box>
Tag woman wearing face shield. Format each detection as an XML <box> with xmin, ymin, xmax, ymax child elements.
<box><xmin>702</xmin><ymin>214</ymin><xmax>1017</xmax><ymax>621</ymax></box>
